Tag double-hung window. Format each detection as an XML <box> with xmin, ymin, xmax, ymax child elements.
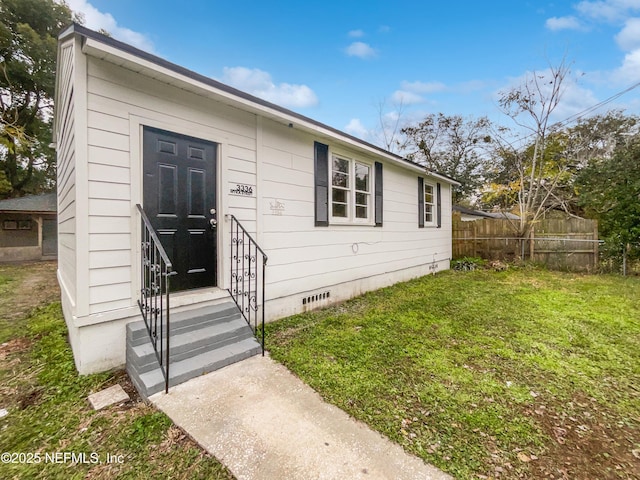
<box><xmin>418</xmin><ymin>177</ymin><xmax>441</xmax><ymax>228</ymax></box>
<box><xmin>314</xmin><ymin>141</ymin><xmax>382</xmax><ymax>227</ymax></box>
<box><xmin>424</xmin><ymin>182</ymin><xmax>436</xmax><ymax>226</ymax></box>
<box><xmin>331</xmin><ymin>155</ymin><xmax>371</xmax><ymax>223</ymax></box>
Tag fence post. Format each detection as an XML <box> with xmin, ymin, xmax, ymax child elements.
<box><xmin>472</xmin><ymin>221</ymin><xmax>477</xmax><ymax>257</ymax></box>
<box><xmin>593</xmin><ymin>220</ymin><xmax>599</xmax><ymax>271</ymax></box>
<box><xmin>529</xmin><ymin>227</ymin><xmax>535</xmax><ymax>261</ymax></box>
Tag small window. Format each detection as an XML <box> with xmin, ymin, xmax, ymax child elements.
<box><xmin>3</xmin><ymin>220</ymin><xmax>17</xmax><ymax>230</ymax></box>
<box><xmin>2</xmin><ymin>219</ymin><xmax>32</xmax><ymax>230</ymax></box>
<box><xmin>424</xmin><ymin>182</ymin><xmax>436</xmax><ymax>226</ymax></box>
<box><xmin>354</xmin><ymin>163</ymin><xmax>370</xmax><ymax>219</ymax></box>
<box><xmin>330</xmin><ymin>155</ymin><xmax>372</xmax><ymax>223</ymax></box>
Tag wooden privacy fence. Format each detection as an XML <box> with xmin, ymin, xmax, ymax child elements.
<box><xmin>452</xmin><ymin>213</ymin><xmax>599</xmax><ymax>272</ymax></box>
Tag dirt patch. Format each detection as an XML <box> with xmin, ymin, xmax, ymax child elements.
<box><xmin>107</xmin><ymin>369</ymin><xmax>142</xmax><ymax>405</ymax></box>
<box><xmin>19</xmin><ymin>388</ymin><xmax>44</xmax><ymax>409</ymax></box>
<box><xmin>0</xmin><ymin>261</ymin><xmax>59</xmax><ymax>323</ymax></box>
<box><xmin>0</xmin><ymin>337</ymin><xmax>32</xmax><ymax>360</ymax></box>
<box><xmin>524</xmin><ymin>394</ymin><xmax>640</xmax><ymax>479</ymax></box>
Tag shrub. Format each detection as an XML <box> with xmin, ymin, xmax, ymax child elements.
<box><xmin>451</xmin><ymin>257</ymin><xmax>487</xmax><ymax>271</ymax></box>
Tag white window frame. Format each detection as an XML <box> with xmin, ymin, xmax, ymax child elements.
<box><xmin>330</xmin><ymin>154</ymin><xmax>373</xmax><ymax>224</ymax></box>
<box><xmin>423</xmin><ymin>181</ymin><xmax>437</xmax><ymax>227</ymax></box>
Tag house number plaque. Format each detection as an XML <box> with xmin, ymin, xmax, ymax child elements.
<box><xmin>229</xmin><ymin>183</ymin><xmax>255</xmax><ymax>197</ymax></box>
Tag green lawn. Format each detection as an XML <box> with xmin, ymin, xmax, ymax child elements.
<box><xmin>0</xmin><ymin>263</ymin><xmax>234</xmax><ymax>480</ymax></box>
<box><xmin>266</xmin><ymin>268</ymin><xmax>640</xmax><ymax>479</ymax></box>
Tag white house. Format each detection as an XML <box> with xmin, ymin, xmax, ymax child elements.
<box><xmin>54</xmin><ymin>24</ymin><xmax>458</xmax><ymax>389</ymax></box>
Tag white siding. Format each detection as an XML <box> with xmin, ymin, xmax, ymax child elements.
<box><xmin>56</xmin><ymin>41</ymin><xmax>77</xmax><ymax>306</ymax></box>
<box><xmin>259</xmin><ymin>118</ymin><xmax>452</xmax><ymax>301</ymax></box>
<box><xmin>84</xmin><ymin>57</ymin><xmax>257</xmax><ymax>314</ymax></box>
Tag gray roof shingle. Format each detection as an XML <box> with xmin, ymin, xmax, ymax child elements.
<box><xmin>0</xmin><ymin>193</ymin><xmax>57</xmax><ymax>213</ymax></box>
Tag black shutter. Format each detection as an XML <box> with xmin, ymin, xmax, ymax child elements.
<box><xmin>374</xmin><ymin>162</ymin><xmax>383</xmax><ymax>227</ymax></box>
<box><xmin>314</xmin><ymin>141</ymin><xmax>329</xmax><ymax>226</ymax></box>
<box><xmin>418</xmin><ymin>177</ymin><xmax>424</xmax><ymax>228</ymax></box>
<box><xmin>436</xmin><ymin>182</ymin><xmax>442</xmax><ymax>228</ymax></box>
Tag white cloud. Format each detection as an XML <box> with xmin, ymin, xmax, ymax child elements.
<box><xmin>389</xmin><ymin>79</ymin><xmax>487</xmax><ymax>109</ymax></box>
<box><xmin>64</xmin><ymin>0</ymin><xmax>154</xmax><ymax>52</ymax></box>
<box><xmin>344</xmin><ymin>118</ymin><xmax>368</xmax><ymax>138</ymax></box>
<box><xmin>383</xmin><ymin>111</ymin><xmax>401</xmax><ymax>124</ymax></box>
<box><xmin>616</xmin><ymin>17</ymin><xmax>640</xmax><ymax>49</ymax></box>
<box><xmin>612</xmin><ymin>48</ymin><xmax>640</xmax><ymax>82</ymax></box>
<box><xmin>389</xmin><ymin>80</ymin><xmax>448</xmax><ymax>104</ymax></box>
<box><xmin>545</xmin><ymin>16</ymin><xmax>583</xmax><ymax>31</ymax></box>
<box><xmin>345</xmin><ymin>42</ymin><xmax>377</xmax><ymax>59</ymax></box>
<box><xmin>390</xmin><ymin>90</ymin><xmax>424</xmax><ymax>105</ymax></box>
<box><xmin>348</xmin><ymin>29</ymin><xmax>365</xmax><ymax>38</ymax></box>
<box><xmin>575</xmin><ymin>0</ymin><xmax>640</xmax><ymax>23</ymax></box>
<box><xmin>378</xmin><ymin>25</ymin><xmax>391</xmax><ymax>33</ymax></box>
<box><xmin>552</xmin><ymin>80</ymin><xmax>601</xmax><ymax>119</ymax></box>
<box><xmin>545</xmin><ymin>1</ymin><xmax>640</xmax><ymax>87</ymax></box>
<box><xmin>221</xmin><ymin>67</ymin><xmax>318</xmax><ymax>108</ymax></box>
<box><xmin>400</xmin><ymin>80</ymin><xmax>447</xmax><ymax>94</ymax></box>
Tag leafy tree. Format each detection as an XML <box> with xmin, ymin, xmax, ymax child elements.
<box><xmin>576</xmin><ymin>136</ymin><xmax>640</xmax><ymax>268</ymax></box>
<box><xmin>482</xmin><ymin>129</ymin><xmax>577</xmax><ymax>215</ymax></box>
<box><xmin>483</xmin><ymin>110</ymin><xmax>639</xmax><ymax>219</ymax></box>
<box><xmin>556</xmin><ymin>111</ymin><xmax>638</xmax><ymax>217</ymax></box>
<box><xmin>400</xmin><ymin>113</ymin><xmax>493</xmax><ymax>202</ymax></box>
<box><xmin>562</xmin><ymin>110</ymin><xmax>638</xmax><ymax>169</ymax></box>
<box><xmin>0</xmin><ymin>0</ymin><xmax>74</xmax><ymax>198</ymax></box>
<box><xmin>480</xmin><ymin>61</ymin><xmax>572</xmax><ymax>239</ymax></box>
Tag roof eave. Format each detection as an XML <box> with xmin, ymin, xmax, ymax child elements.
<box><xmin>62</xmin><ymin>24</ymin><xmax>460</xmax><ymax>180</ymax></box>
<box><xmin>427</xmin><ymin>171</ymin><xmax>461</xmax><ymax>186</ymax></box>
<box><xmin>0</xmin><ymin>209</ymin><xmax>56</xmax><ymax>214</ymax></box>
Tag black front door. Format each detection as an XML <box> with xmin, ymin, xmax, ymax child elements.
<box><xmin>143</xmin><ymin>126</ymin><xmax>217</xmax><ymax>291</ymax></box>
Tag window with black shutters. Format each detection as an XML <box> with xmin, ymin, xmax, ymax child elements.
<box><xmin>314</xmin><ymin>141</ymin><xmax>383</xmax><ymax>227</ymax></box>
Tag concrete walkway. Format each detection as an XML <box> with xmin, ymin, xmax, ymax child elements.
<box><xmin>151</xmin><ymin>355</ymin><xmax>451</xmax><ymax>480</ymax></box>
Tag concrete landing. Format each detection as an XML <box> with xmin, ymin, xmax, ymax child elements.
<box><xmin>151</xmin><ymin>355</ymin><xmax>451</xmax><ymax>480</ymax></box>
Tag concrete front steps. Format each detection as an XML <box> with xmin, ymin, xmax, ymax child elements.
<box><xmin>126</xmin><ymin>301</ymin><xmax>262</xmax><ymax>399</ymax></box>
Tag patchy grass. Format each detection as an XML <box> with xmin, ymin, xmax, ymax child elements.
<box><xmin>0</xmin><ymin>261</ymin><xmax>60</xmax><ymax>343</ymax></box>
<box><xmin>266</xmin><ymin>268</ymin><xmax>640</xmax><ymax>479</ymax></box>
<box><xmin>0</xmin><ymin>264</ymin><xmax>234</xmax><ymax>479</ymax></box>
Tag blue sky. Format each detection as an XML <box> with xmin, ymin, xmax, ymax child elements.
<box><xmin>65</xmin><ymin>0</ymin><xmax>640</xmax><ymax>147</ymax></box>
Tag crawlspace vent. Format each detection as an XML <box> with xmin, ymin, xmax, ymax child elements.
<box><xmin>302</xmin><ymin>291</ymin><xmax>330</xmax><ymax>305</ymax></box>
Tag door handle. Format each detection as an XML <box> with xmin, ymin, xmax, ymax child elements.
<box><xmin>210</xmin><ymin>218</ymin><xmax>217</xmax><ymax>227</ymax></box>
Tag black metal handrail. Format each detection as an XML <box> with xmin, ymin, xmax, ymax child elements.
<box><xmin>227</xmin><ymin>214</ymin><xmax>268</xmax><ymax>354</ymax></box>
<box><xmin>136</xmin><ymin>204</ymin><xmax>174</xmax><ymax>394</ymax></box>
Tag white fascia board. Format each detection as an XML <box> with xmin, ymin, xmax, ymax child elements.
<box><xmin>58</xmin><ymin>24</ymin><xmax>76</xmax><ymax>42</ymax></box>
<box><xmin>80</xmin><ymin>37</ymin><xmax>430</xmax><ymax>176</ymax></box>
<box><xmin>426</xmin><ymin>171</ymin><xmax>461</xmax><ymax>186</ymax></box>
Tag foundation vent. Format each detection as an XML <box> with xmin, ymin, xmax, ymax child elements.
<box><xmin>302</xmin><ymin>291</ymin><xmax>331</xmax><ymax>305</ymax></box>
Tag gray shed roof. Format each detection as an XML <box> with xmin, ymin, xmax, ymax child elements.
<box><xmin>453</xmin><ymin>204</ymin><xmax>520</xmax><ymax>221</ymax></box>
<box><xmin>484</xmin><ymin>211</ymin><xmax>520</xmax><ymax>221</ymax></box>
<box><xmin>453</xmin><ymin>205</ymin><xmax>494</xmax><ymax>219</ymax></box>
<box><xmin>0</xmin><ymin>193</ymin><xmax>57</xmax><ymax>213</ymax></box>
